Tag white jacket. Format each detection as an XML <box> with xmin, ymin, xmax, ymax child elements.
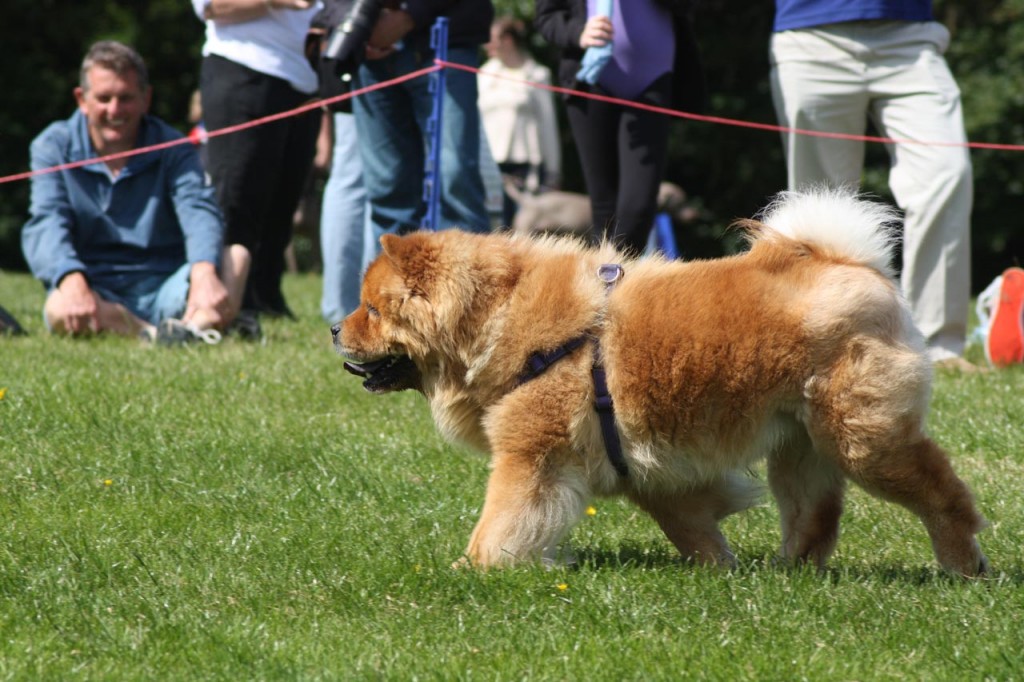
<box><xmin>478</xmin><ymin>56</ymin><xmax>561</xmax><ymax>189</ymax></box>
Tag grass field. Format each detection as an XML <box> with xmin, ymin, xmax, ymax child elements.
<box><xmin>2</xmin><ymin>269</ymin><xmax>1023</xmax><ymax>681</ymax></box>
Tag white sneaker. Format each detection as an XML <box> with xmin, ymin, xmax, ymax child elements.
<box><xmin>141</xmin><ymin>318</ymin><xmax>222</xmax><ymax>346</ymax></box>
<box><xmin>974</xmin><ymin>267</ymin><xmax>1024</xmax><ymax>367</ymax></box>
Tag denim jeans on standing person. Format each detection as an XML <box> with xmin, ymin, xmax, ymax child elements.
<box><xmin>320</xmin><ymin>112</ymin><xmax>370</xmax><ymax>322</ymax></box>
<box><xmin>353</xmin><ymin>43</ymin><xmax>490</xmax><ymax>266</ymax></box>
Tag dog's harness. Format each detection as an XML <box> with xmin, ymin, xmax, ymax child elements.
<box><xmin>517</xmin><ymin>264</ymin><xmax>629</xmax><ymax>478</ymax></box>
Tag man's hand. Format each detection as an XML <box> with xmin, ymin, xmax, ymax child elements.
<box><xmin>184</xmin><ymin>262</ymin><xmax>232</xmax><ymax>327</ymax></box>
<box><xmin>365</xmin><ymin>9</ymin><xmax>415</xmax><ymax>60</ymax></box>
<box><xmin>57</xmin><ymin>271</ymin><xmax>101</xmax><ymax>335</ymax></box>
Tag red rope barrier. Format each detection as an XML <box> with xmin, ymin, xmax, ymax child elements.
<box><xmin>447</xmin><ymin>58</ymin><xmax>1024</xmax><ymax>153</ymax></box>
<box><xmin>4</xmin><ymin>56</ymin><xmax>1021</xmax><ymax>188</ymax></box>
<box><xmin>0</xmin><ymin>64</ymin><xmax>442</xmax><ymax>186</ymax></box>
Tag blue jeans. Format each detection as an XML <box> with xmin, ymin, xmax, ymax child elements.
<box><xmin>353</xmin><ymin>43</ymin><xmax>489</xmax><ymax>265</ymax></box>
<box><xmin>75</xmin><ymin>263</ymin><xmax>191</xmax><ymax>327</ymax></box>
<box><xmin>320</xmin><ymin>112</ymin><xmax>370</xmax><ymax>322</ymax></box>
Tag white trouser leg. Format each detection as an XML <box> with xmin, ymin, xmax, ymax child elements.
<box><xmin>770</xmin><ymin>21</ymin><xmax>972</xmax><ymax>359</ymax></box>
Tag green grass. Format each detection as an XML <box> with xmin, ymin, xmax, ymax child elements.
<box><xmin>2</xmin><ymin>269</ymin><xmax>1023</xmax><ymax>681</ymax></box>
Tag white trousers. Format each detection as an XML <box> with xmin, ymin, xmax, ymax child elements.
<box><xmin>770</xmin><ymin>20</ymin><xmax>973</xmax><ymax>360</ymax></box>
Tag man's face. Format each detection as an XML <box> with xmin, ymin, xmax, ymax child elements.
<box><xmin>74</xmin><ymin>66</ymin><xmax>151</xmax><ymax>154</ymax></box>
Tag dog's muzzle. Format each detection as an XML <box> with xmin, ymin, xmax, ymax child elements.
<box><xmin>343</xmin><ymin>355</ymin><xmax>419</xmax><ymax>393</ymax></box>
<box><xmin>331</xmin><ymin>324</ymin><xmax>420</xmax><ymax>393</ymax></box>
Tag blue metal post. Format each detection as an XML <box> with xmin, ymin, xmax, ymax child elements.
<box><xmin>421</xmin><ymin>17</ymin><xmax>449</xmax><ymax>232</ymax></box>
<box><xmin>653</xmin><ymin>212</ymin><xmax>679</xmax><ymax>258</ymax></box>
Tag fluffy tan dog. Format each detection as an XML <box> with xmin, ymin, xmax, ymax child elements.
<box><xmin>334</xmin><ymin>188</ymin><xmax>988</xmax><ymax>576</ymax></box>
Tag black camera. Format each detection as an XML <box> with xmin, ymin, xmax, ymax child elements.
<box><xmin>325</xmin><ymin>0</ymin><xmax>386</xmax><ymax>77</ymax></box>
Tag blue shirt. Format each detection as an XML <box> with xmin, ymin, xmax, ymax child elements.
<box><xmin>21</xmin><ymin>110</ymin><xmax>224</xmax><ymax>290</ymax></box>
<box><xmin>774</xmin><ymin>0</ymin><xmax>933</xmax><ymax>32</ymax></box>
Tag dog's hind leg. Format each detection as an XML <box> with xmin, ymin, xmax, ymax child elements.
<box><xmin>630</xmin><ymin>474</ymin><xmax>759</xmax><ymax>568</ymax></box>
<box><xmin>767</xmin><ymin>427</ymin><xmax>846</xmax><ymax>570</ymax></box>
<box><xmin>839</xmin><ymin>436</ymin><xmax>988</xmax><ymax>577</ymax></box>
<box><xmin>805</xmin><ymin>341</ymin><xmax>988</xmax><ymax>576</ymax></box>
<box><xmin>461</xmin><ymin>453</ymin><xmax>588</xmax><ymax>568</ymax></box>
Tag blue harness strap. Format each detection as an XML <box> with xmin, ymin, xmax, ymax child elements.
<box><xmin>592</xmin><ymin>264</ymin><xmax>628</xmax><ymax>477</ymax></box>
<box><xmin>516</xmin><ymin>264</ymin><xmax>629</xmax><ymax>478</ymax></box>
<box><xmin>519</xmin><ymin>336</ymin><xmax>588</xmax><ymax>384</ymax></box>
<box><xmin>590</xmin><ymin>361</ymin><xmax>629</xmax><ymax>477</ymax></box>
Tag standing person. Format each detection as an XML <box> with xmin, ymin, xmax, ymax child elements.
<box><xmin>478</xmin><ymin>15</ymin><xmax>562</xmax><ymax>229</ymax></box>
<box><xmin>769</xmin><ymin>0</ymin><xmax>975</xmax><ymax>370</ymax></box>
<box><xmin>193</xmin><ymin>0</ymin><xmax>322</xmax><ymax>328</ymax></box>
<box><xmin>350</xmin><ymin>0</ymin><xmax>495</xmax><ymax>261</ymax></box>
<box><xmin>535</xmin><ymin>0</ymin><xmax>705</xmax><ymax>255</ymax></box>
<box><xmin>306</xmin><ymin>0</ymin><xmax>369</xmax><ymax>322</ymax></box>
<box><xmin>319</xmin><ymin>109</ymin><xmax>369</xmax><ymax>322</ymax></box>
<box><xmin>21</xmin><ymin>41</ymin><xmax>241</xmax><ymax>344</ymax></box>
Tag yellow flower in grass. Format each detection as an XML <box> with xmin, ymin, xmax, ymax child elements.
<box><xmin>103</xmin><ymin>479</ymin><xmax>113</xmax><ymax>487</ymax></box>
<box><xmin>0</xmin><ymin>387</ymin><xmax>7</xmax><ymax>401</ymax></box>
<box><xmin>556</xmin><ymin>583</ymin><xmax>568</xmax><ymax>592</ymax></box>
<box><xmin>585</xmin><ymin>505</ymin><xmax>597</xmax><ymax>517</ymax></box>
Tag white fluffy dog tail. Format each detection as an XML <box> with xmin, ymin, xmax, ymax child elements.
<box><xmin>755</xmin><ymin>186</ymin><xmax>901</xmax><ymax>279</ymax></box>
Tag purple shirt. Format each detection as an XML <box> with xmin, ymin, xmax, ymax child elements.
<box><xmin>588</xmin><ymin>0</ymin><xmax>675</xmax><ymax>100</ymax></box>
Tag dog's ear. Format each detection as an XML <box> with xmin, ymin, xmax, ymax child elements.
<box><xmin>380</xmin><ymin>233</ymin><xmax>413</xmax><ymax>265</ymax></box>
<box><xmin>380</xmin><ymin>231</ymin><xmax>437</xmax><ymax>262</ymax></box>
<box><xmin>379</xmin><ymin>232</ymin><xmax>437</xmax><ymax>296</ymax></box>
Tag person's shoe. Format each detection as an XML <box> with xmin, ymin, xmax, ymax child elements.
<box><xmin>140</xmin><ymin>318</ymin><xmax>222</xmax><ymax>346</ymax></box>
<box><xmin>252</xmin><ymin>290</ymin><xmax>296</xmax><ymax>320</ymax></box>
<box><xmin>976</xmin><ymin>267</ymin><xmax>1024</xmax><ymax>367</ymax></box>
<box><xmin>0</xmin><ymin>305</ymin><xmax>26</xmax><ymax>336</ymax></box>
<box><xmin>260</xmin><ymin>302</ymin><xmax>296</xmax><ymax>320</ymax></box>
<box><xmin>227</xmin><ymin>309</ymin><xmax>262</xmax><ymax>341</ymax></box>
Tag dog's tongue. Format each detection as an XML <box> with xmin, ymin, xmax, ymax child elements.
<box><xmin>343</xmin><ymin>358</ymin><xmax>390</xmax><ymax>378</ymax></box>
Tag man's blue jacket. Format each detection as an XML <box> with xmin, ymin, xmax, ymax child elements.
<box><xmin>22</xmin><ymin>110</ymin><xmax>223</xmax><ymax>290</ymax></box>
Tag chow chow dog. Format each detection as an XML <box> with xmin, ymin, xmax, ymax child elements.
<box><xmin>334</xmin><ymin>188</ymin><xmax>988</xmax><ymax>576</ymax></box>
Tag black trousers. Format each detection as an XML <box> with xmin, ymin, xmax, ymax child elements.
<box><xmin>566</xmin><ymin>74</ymin><xmax>674</xmax><ymax>255</ymax></box>
<box><xmin>200</xmin><ymin>54</ymin><xmax>320</xmax><ymax>310</ymax></box>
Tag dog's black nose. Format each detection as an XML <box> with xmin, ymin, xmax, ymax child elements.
<box><xmin>330</xmin><ymin>323</ymin><xmax>341</xmax><ymax>340</ymax></box>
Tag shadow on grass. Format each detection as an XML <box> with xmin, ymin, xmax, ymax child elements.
<box><xmin>571</xmin><ymin>542</ymin><xmax>683</xmax><ymax>571</ymax></box>
<box><xmin>815</xmin><ymin>563</ymin><xmax>1024</xmax><ymax>587</ymax></box>
<box><xmin>571</xmin><ymin>543</ymin><xmax>1024</xmax><ymax>586</ymax></box>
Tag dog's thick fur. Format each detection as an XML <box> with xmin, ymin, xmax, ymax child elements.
<box><xmin>336</xmin><ymin>189</ymin><xmax>988</xmax><ymax>576</ymax></box>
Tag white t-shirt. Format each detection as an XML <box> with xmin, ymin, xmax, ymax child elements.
<box><xmin>192</xmin><ymin>0</ymin><xmax>321</xmax><ymax>94</ymax></box>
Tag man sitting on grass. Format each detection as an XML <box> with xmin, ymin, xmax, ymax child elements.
<box><xmin>21</xmin><ymin>40</ymin><xmax>250</xmax><ymax>344</ymax></box>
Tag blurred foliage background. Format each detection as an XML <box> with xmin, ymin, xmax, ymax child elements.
<box><xmin>1</xmin><ymin>0</ymin><xmax>1020</xmax><ymax>289</ymax></box>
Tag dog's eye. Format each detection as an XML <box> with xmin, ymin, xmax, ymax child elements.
<box><xmin>366</xmin><ymin>303</ymin><xmax>380</xmax><ymax>318</ymax></box>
